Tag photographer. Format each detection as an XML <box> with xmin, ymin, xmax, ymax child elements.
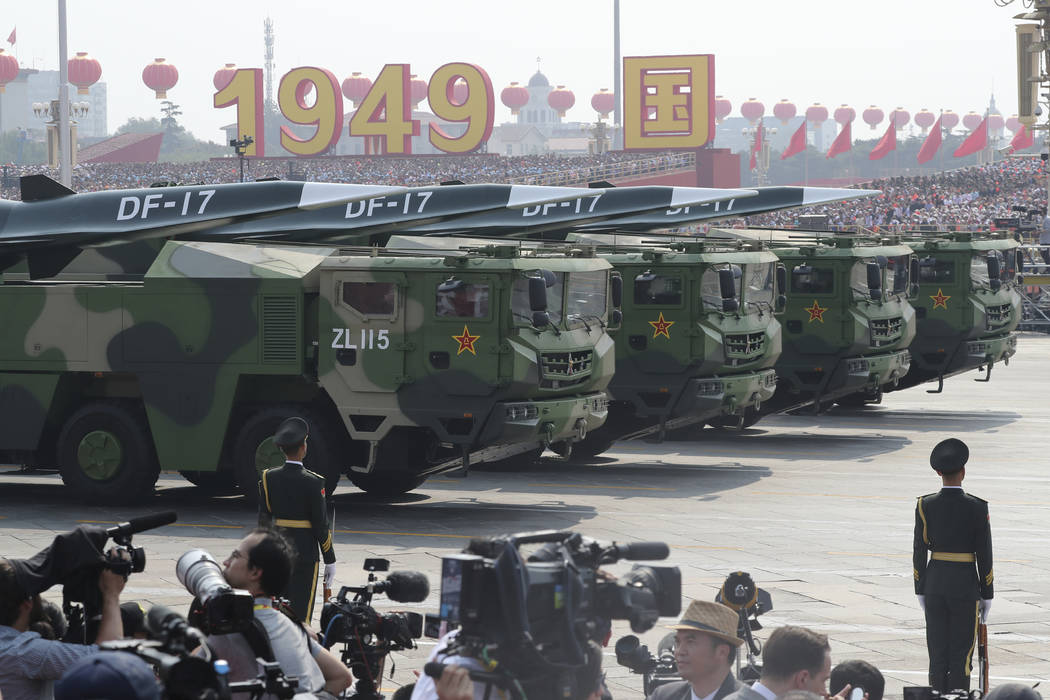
<box><xmin>647</xmin><ymin>600</ymin><xmax>743</xmax><ymax>700</ymax></box>
<box><xmin>0</xmin><ymin>556</ymin><xmax>126</xmax><ymax>700</ymax></box>
<box><xmin>723</xmin><ymin>626</ymin><xmax>847</xmax><ymax>700</ymax></box>
<box><xmin>202</xmin><ymin>528</ymin><xmax>351</xmax><ymax>697</ymax></box>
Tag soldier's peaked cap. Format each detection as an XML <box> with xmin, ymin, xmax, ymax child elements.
<box><xmin>274</xmin><ymin>417</ymin><xmax>309</xmax><ymax>448</ymax></box>
<box><xmin>930</xmin><ymin>437</ymin><xmax>968</xmax><ymax>474</ymax></box>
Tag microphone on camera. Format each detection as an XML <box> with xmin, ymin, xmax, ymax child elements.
<box><xmin>609</xmin><ymin>541</ymin><xmax>669</xmax><ymax>561</ymax></box>
<box><xmin>147</xmin><ymin>604</ymin><xmax>190</xmax><ymax>639</ymax></box>
<box><xmin>106</xmin><ymin>511</ymin><xmax>178</xmax><ymax>539</ymax></box>
<box><xmin>376</xmin><ymin>571</ymin><xmax>430</xmax><ymax>603</ymax></box>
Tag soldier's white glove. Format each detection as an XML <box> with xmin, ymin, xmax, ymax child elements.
<box><xmin>917</xmin><ymin>595</ymin><xmax>926</xmax><ymax>612</ymax></box>
<box><xmin>979</xmin><ymin>598</ymin><xmax>992</xmax><ymax>623</ymax></box>
<box><xmin>323</xmin><ymin>563</ymin><xmax>336</xmax><ymax>592</ymax></box>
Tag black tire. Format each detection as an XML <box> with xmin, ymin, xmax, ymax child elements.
<box><xmin>834</xmin><ymin>393</ymin><xmax>870</xmax><ymax>408</ymax></box>
<box><xmin>57</xmin><ymin>401</ymin><xmax>160</xmax><ymax>505</ymax></box>
<box><xmin>709</xmin><ymin>406</ymin><xmax>761</xmax><ymax>430</ymax></box>
<box><xmin>347</xmin><ymin>471</ymin><xmax>427</xmax><ymax>497</ymax></box>
<box><xmin>568</xmin><ymin>426</ymin><xmax>619</xmax><ymax>460</ymax></box>
<box><xmin>179</xmin><ymin>469</ymin><xmax>238</xmax><ymax>495</ymax></box>
<box><xmin>232</xmin><ymin>406</ymin><xmax>344</xmax><ymax>503</ymax></box>
<box><xmin>347</xmin><ymin>429</ymin><xmax>433</xmax><ymax>496</ymax></box>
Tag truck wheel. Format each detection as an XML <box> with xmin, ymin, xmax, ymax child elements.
<box><xmin>57</xmin><ymin>402</ymin><xmax>160</xmax><ymax>505</ymax></box>
<box><xmin>232</xmin><ymin>406</ymin><xmax>344</xmax><ymax>503</ymax></box>
<box><xmin>179</xmin><ymin>470</ymin><xmax>238</xmax><ymax>495</ymax></box>
<box><xmin>347</xmin><ymin>470</ymin><xmax>426</xmax><ymax>497</ymax></box>
<box><xmin>569</xmin><ymin>426</ymin><xmax>618</xmax><ymax>460</ymax></box>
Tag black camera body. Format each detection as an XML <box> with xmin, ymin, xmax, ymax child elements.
<box><xmin>615</xmin><ymin>634</ymin><xmax>681</xmax><ymax>696</ymax></box>
<box><xmin>436</xmin><ymin>530</ymin><xmax>680</xmax><ymax>699</ymax></box>
<box><xmin>319</xmin><ymin>558</ymin><xmax>428</xmax><ymax>700</ymax></box>
<box><xmin>904</xmin><ymin>688</ymin><xmax>983</xmax><ymax>700</ymax></box>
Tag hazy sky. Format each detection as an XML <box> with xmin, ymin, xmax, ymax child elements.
<box><xmin>4</xmin><ymin>0</ymin><xmax>1028</xmax><ymax>144</ymax></box>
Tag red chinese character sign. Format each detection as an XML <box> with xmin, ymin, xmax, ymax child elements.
<box><xmin>622</xmin><ymin>54</ymin><xmax>714</xmax><ymax>150</ymax></box>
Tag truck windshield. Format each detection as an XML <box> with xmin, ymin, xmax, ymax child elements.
<box><xmin>700</xmin><ymin>264</ymin><xmax>741</xmax><ymax>312</ymax></box>
<box><xmin>850</xmin><ymin>258</ymin><xmax>877</xmax><ymax>301</ymax></box>
<box><xmin>790</xmin><ymin>264</ymin><xmax>834</xmax><ymax>294</ymax></box>
<box><xmin>566</xmin><ymin>270</ymin><xmax>608</xmax><ymax>328</ymax></box>
<box><xmin>512</xmin><ymin>272</ymin><xmax>564</xmax><ymax>326</ymax></box>
<box><xmin>918</xmin><ymin>256</ymin><xmax>954</xmax><ymax>283</ymax></box>
<box><xmin>886</xmin><ymin>255</ymin><xmax>911</xmax><ymax>294</ymax></box>
<box><xmin>436</xmin><ymin>281</ymin><xmax>490</xmax><ymax>318</ymax></box>
<box><xmin>744</xmin><ymin>262</ymin><xmax>774</xmax><ymax>312</ymax></box>
<box><xmin>634</xmin><ymin>273</ymin><xmax>682</xmax><ymax>305</ymax></box>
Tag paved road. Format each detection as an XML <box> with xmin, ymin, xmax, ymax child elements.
<box><xmin>2</xmin><ymin>333</ymin><xmax>1048</xmax><ymax>699</ymax></box>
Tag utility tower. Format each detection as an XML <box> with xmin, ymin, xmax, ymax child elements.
<box><xmin>264</xmin><ymin>17</ymin><xmax>275</xmax><ymax>113</ymax></box>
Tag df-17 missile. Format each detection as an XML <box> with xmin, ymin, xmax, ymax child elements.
<box><xmin>194</xmin><ymin>183</ymin><xmax>758</xmax><ymax>244</ymax></box>
<box><xmin>574</xmin><ymin>186</ymin><xmax>879</xmax><ymax>232</ymax></box>
<box><xmin>0</xmin><ymin>175</ymin><xmax>408</xmax><ymax>278</ymax></box>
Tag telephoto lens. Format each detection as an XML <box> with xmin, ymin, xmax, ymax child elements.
<box><xmin>175</xmin><ymin>550</ymin><xmax>230</xmax><ymax>604</ymax></box>
<box><xmin>175</xmin><ymin>550</ymin><xmax>253</xmax><ymax>635</ymax></box>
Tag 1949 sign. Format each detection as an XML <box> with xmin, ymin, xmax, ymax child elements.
<box><xmin>214</xmin><ymin>63</ymin><xmax>494</xmax><ymax>157</ymax></box>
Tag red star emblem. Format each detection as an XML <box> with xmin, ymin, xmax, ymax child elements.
<box><xmin>930</xmin><ymin>288</ymin><xmax>951</xmax><ymax>310</ymax></box>
<box><xmin>648</xmin><ymin>312</ymin><xmax>675</xmax><ymax>339</ymax></box>
<box><xmin>452</xmin><ymin>325</ymin><xmax>480</xmax><ymax>355</ymax></box>
<box><xmin>806</xmin><ymin>300</ymin><xmax>828</xmax><ymax>323</ymax></box>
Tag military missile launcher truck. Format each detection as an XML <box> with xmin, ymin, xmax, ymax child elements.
<box><xmin>741</xmin><ymin>233</ymin><xmax>918</xmax><ymax>417</ymax></box>
<box><xmin>885</xmin><ymin>231</ymin><xmax>1021</xmax><ymax>394</ymax></box>
<box><xmin>0</xmin><ymin>240</ymin><xmax>615</xmax><ymax>503</ymax></box>
<box><xmin>563</xmin><ymin>238</ymin><xmax>783</xmax><ymax>457</ymax></box>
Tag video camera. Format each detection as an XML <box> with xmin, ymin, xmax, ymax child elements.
<box><xmin>319</xmin><ymin>557</ymin><xmax>429</xmax><ymax>700</ymax></box>
<box><xmin>903</xmin><ymin>688</ymin><xmax>983</xmax><ymax>700</ymax></box>
<box><xmin>432</xmin><ymin>529</ymin><xmax>679</xmax><ymax>700</ymax></box>
<box><xmin>616</xmin><ymin>571</ymin><xmax>772</xmax><ymax>692</ymax></box>
<box><xmin>4</xmin><ymin>511</ymin><xmax>177</xmax><ymax>643</ymax></box>
<box><xmin>103</xmin><ymin>604</ymin><xmax>300</xmax><ymax>700</ymax></box>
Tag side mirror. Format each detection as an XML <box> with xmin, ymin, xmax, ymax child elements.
<box><xmin>909</xmin><ymin>282</ymin><xmax>920</xmax><ymax>298</ymax></box>
<box><xmin>610</xmin><ymin>309</ymin><xmax>623</xmax><ymax>326</ymax></box>
<box><xmin>910</xmin><ymin>257</ymin><xmax>920</xmax><ymax>287</ymax></box>
<box><xmin>986</xmin><ymin>252</ymin><xmax>1001</xmax><ymax>282</ymax></box>
<box><xmin>866</xmin><ymin>262</ymin><xmax>882</xmax><ymax>300</ymax></box>
<box><xmin>775</xmin><ymin>264</ymin><xmax>787</xmax><ymax>296</ymax></box>
<box><xmin>540</xmin><ymin>269</ymin><xmax>558</xmax><ymax>288</ymax></box>
<box><xmin>775</xmin><ymin>294</ymin><xmax>787</xmax><ymax>313</ymax></box>
<box><xmin>528</xmin><ymin>276</ymin><xmax>548</xmax><ymax>312</ymax></box>
<box><xmin>718</xmin><ymin>268</ymin><xmax>738</xmax><ymax>312</ymax></box>
<box><xmin>1016</xmin><ymin>249</ymin><xmax>1026</xmax><ymax>276</ymax></box>
<box><xmin>611</xmin><ymin>274</ymin><xmax>623</xmax><ymax>308</ymax></box>
<box><xmin>722</xmin><ymin>298</ymin><xmax>739</xmax><ymax>312</ymax></box>
<box><xmin>875</xmin><ymin>255</ymin><xmax>889</xmax><ymax>269</ymax></box>
<box><xmin>532</xmin><ymin>310</ymin><xmax>550</xmax><ymax>328</ymax></box>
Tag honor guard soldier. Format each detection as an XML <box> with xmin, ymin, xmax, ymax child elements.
<box><xmin>913</xmin><ymin>438</ymin><xmax>993</xmax><ymax>692</ymax></box>
<box><xmin>258</xmin><ymin>417</ymin><xmax>336</xmax><ymax>623</ymax></box>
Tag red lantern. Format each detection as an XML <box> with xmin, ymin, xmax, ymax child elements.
<box><xmin>740</xmin><ymin>98</ymin><xmax>764</xmax><ymax>123</ymax></box>
<box><xmin>941</xmin><ymin>110</ymin><xmax>959</xmax><ymax>131</ymax></box>
<box><xmin>715</xmin><ymin>96</ymin><xmax>732</xmax><ymax>123</ymax></box>
<box><xmin>142</xmin><ymin>58</ymin><xmax>178</xmax><ymax>99</ymax></box>
<box><xmin>501</xmin><ymin>82</ymin><xmax>529</xmax><ymax>115</ymax></box>
<box><xmin>1006</xmin><ymin>115</ymin><xmax>1022</xmax><ymax>133</ymax></box>
<box><xmin>451</xmin><ymin>79</ymin><xmax>469</xmax><ymax>106</ymax></box>
<box><xmin>862</xmin><ymin>105</ymin><xmax>884</xmax><ymax>130</ymax></box>
<box><xmin>409</xmin><ymin>74</ymin><xmax>427</xmax><ymax>109</ymax></box>
<box><xmin>295</xmin><ymin>79</ymin><xmax>314</xmax><ymax>109</ymax></box>
<box><xmin>341</xmin><ymin>73</ymin><xmax>372</xmax><ymax>108</ymax></box>
<box><xmin>834</xmin><ymin>104</ymin><xmax>855</xmax><ymax>125</ymax></box>
<box><xmin>773</xmin><ymin>99</ymin><xmax>796</xmax><ymax>125</ymax></box>
<box><xmin>548</xmin><ymin>86</ymin><xmax>575</xmax><ymax>118</ymax></box>
<box><xmin>889</xmin><ymin>107</ymin><xmax>910</xmax><ymax>129</ymax></box>
<box><xmin>214</xmin><ymin>63</ymin><xmax>237</xmax><ymax>91</ymax></box>
<box><xmin>988</xmin><ymin>114</ymin><xmax>1004</xmax><ymax>132</ymax></box>
<box><xmin>805</xmin><ymin>103</ymin><xmax>828</xmax><ymax>124</ymax></box>
<box><xmin>962</xmin><ymin>111</ymin><xmax>982</xmax><ymax>131</ymax></box>
<box><xmin>67</xmin><ymin>52</ymin><xmax>101</xmax><ymax>95</ymax></box>
<box><xmin>591</xmin><ymin>89</ymin><xmax>615</xmax><ymax>118</ymax></box>
<box><xmin>0</xmin><ymin>49</ymin><xmax>17</xmax><ymax>94</ymax></box>
<box><xmin>914</xmin><ymin>109</ymin><xmax>935</xmax><ymax>131</ymax></box>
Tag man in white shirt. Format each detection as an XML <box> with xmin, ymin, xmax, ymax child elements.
<box><xmin>721</xmin><ymin>626</ymin><xmax>851</xmax><ymax>700</ymax></box>
<box><xmin>647</xmin><ymin>600</ymin><xmax>743</xmax><ymax>700</ymax></box>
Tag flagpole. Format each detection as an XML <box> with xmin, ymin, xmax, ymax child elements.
<box><xmin>57</xmin><ymin>0</ymin><xmax>71</xmax><ymax>188</ymax></box>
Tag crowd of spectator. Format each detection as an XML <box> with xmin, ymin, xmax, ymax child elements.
<box><xmin>0</xmin><ymin>151</ymin><xmax>669</xmax><ymax>200</ymax></box>
<box><xmin>749</xmin><ymin>159</ymin><xmax>1047</xmax><ymax>231</ymax></box>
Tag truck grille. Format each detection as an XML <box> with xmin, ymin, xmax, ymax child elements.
<box><xmin>986</xmin><ymin>303</ymin><xmax>1013</xmax><ymax>330</ymax></box>
<box><xmin>539</xmin><ymin>350</ymin><xmax>593</xmax><ymax>389</ymax></box>
<box><xmin>870</xmin><ymin>317</ymin><xmax>903</xmax><ymax>347</ymax></box>
<box><xmin>724</xmin><ymin>332</ymin><xmax>765</xmax><ymax>360</ymax></box>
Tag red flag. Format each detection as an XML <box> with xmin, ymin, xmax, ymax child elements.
<box><xmin>954</xmin><ymin>117</ymin><xmax>988</xmax><ymax>158</ymax></box>
<box><xmin>869</xmin><ymin>123</ymin><xmax>896</xmax><ymax>161</ymax></box>
<box><xmin>781</xmin><ymin>120</ymin><xmax>807</xmax><ymax>159</ymax></box>
<box><xmin>6</xmin><ymin>28</ymin><xmax>13</xmax><ymax>45</ymax></box>
<box><xmin>917</xmin><ymin>116</ymin><xmax>943</xmax><ymax>164</ymax></box>
<box><xmin>1010</xmin><ymin>124</ymin><xmax>1034</xmax><ymax>152</ymax></box>
<box><xmin>826</xmin><ymin>121</ymin><xmax>852</xmax><ymax>159</ymax></box>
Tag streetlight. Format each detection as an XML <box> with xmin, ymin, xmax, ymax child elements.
<box><xmin>229</xmin><ymin>135</ymin><xmax>254</xmax><ymax>183</ymax></box>
<box><xmin>742</xmin><ymin>124</ymin><xmax>777</xmax><ymax>185</ymax></box>
<box><xmin>34</xmin><ymin>99</ymin><xmax>89</xmax><ymax>168</ymax></box>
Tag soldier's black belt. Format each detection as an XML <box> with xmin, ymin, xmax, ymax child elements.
<box><xmin>931</xmin><ymin>551</ymin><xmax>976</xmax><ymax>562</ymax></box>
<box><xmin>275</xmin><ymin>518</ymin><xmax>312</xmax><ymax>529</ymax></box>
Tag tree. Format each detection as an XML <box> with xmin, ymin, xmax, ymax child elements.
<box><xmin>113</xmin><ymin>117</ymin><xmax>226</xmax><ymax>163</ymax></box>
<box><xmin>160</xmin><ymin>101</ymin><xmax>182</xmax><ymax>131</ymax></box>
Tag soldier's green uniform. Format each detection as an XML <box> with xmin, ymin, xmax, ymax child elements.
<box><xmin>258</xmin><ymin>417</ymin><xmax>335</xmax><ymax>623</ymax></box>
<box><xmin>913</xmin><ymin>438</ymin><xmax>993</xmax><ymax>692</ymax></box>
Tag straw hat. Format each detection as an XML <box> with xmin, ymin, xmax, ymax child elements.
<box><xmin>667</xmin><ymin>600</ymin><xmax>743</xmax><ymax>647</ymax></box>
